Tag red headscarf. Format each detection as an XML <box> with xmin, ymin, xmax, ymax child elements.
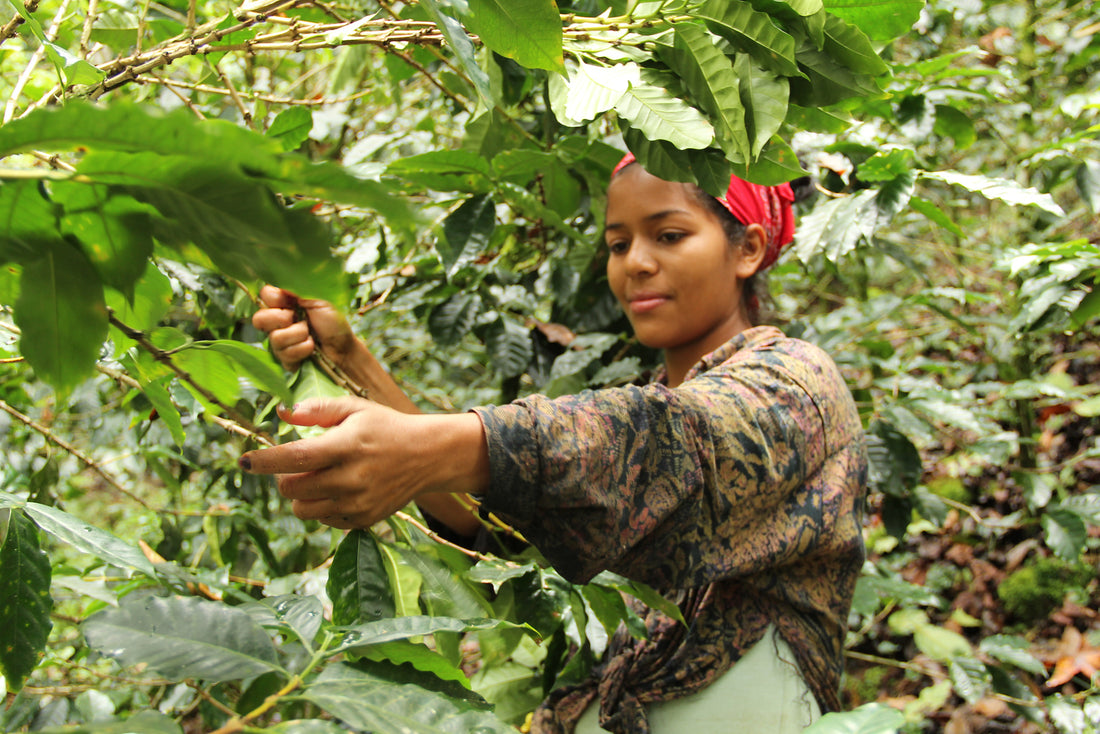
<box><xmin>612</xmin><ymin>153</ymin><xmax>796</xmax><ymax>271</ymax></box>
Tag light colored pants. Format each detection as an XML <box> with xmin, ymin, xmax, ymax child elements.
<box><xmin>575</xmin><ymin>625</ymin><xmax>820</xmax><ymax>733</ymax></box>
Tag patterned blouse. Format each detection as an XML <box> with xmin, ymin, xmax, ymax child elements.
<box><xmin>472</xmin><ymin>326</ymin><xmax>867</xmax><ymax>734</ymax></box>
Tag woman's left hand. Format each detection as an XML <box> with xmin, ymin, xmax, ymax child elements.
<box><xmin>239</xmin><ymin>398</ymin><xmax>491</xmax><ymax>530</ymax></box>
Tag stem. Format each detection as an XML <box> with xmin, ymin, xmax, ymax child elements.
<box><xmin>0</xmin><ymin>0</ymin><xmax>41</xmax><ymax>47</ymax></box>
<box><xmin>4</xmin><ymin>0</ymin><xmax>74</xmax><ymax>122</ymax></box>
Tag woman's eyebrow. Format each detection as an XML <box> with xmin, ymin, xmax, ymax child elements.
<box><xmin>604</xmin><ymin>209</ymin><xmax>689</xmax><ymax>233</ymax></box>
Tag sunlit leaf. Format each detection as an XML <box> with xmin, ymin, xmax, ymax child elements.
<box><xmin>467</xmin><ymin>0</ymin><xmax>564</xmax><ymax>73</ymax></box>
<box><xmin>21</xmin><ymin>502</ymin><xmax>156</xmax><ymax>576</ymax></box>
<box><xmin>920</xmin><ymin>171</ymin><xmax>1065</xmax><ymax>215</ymax></box>
<box><xmin>267</xmin><ymin>107</ymin><xmax>314</xmax><ymax>151</ymax></box>
<box><xmin>32</xmin><ymin>710</ymin><xmax>182</xmax><ymax>734</ymax></box>
<box><xmin>823</xmin><ymin>0</ymin><xmax>924</xmax><ymax>42</ymax></box>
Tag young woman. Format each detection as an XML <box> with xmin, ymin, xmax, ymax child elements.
<box><xmin>242</xmin><ymin>155</ymin><xmax>867</xmax><ymax>733</ymax></box>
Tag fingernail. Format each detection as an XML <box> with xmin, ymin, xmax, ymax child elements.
<box><xmin>238</xmin><ymin>455</ymin><xmax>252</xmax><ymax>471</ymax></box>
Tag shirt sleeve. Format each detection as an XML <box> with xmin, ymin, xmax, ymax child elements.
<box><xmin>472</xmin><ymin>345</ymin><xmax>854</xmax><ymax>587</ymax></box>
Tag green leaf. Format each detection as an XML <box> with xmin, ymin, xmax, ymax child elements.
<box><xmin>327</xmin><ymin>530</ymin><xmax>395</xmax><ymax>625</ymax></box>
<box><xmin>396</xmin><ymin>545</ymin><xmax>490</xmax><ymax>619</ymax></box>
<box><xmin>21</xmin><ymin>502</ymin><xmax>156</xmax><ymax>576</ymax></box>
<box><xmin>428</xmin><ymin>292</ymin><xmax>482</xmax><ymax>346</ymax></box>
<box><xmin>469</xmin><ymin>660</ymin><xmax>542</xmax><ymax>725</ymax></box>
<box><xmin>589</xmin><ymin>571</ymin><xmax>685</xmax><ymax>624</ymax></box>
<box><xmin>380</xmin><ymin>543</ymin><xmax>422</xmax><ymax>618</ymax></box>
<box><xmin>823</xmin><ymin>0</ymin><xmax>924</xmax><ymax>42</ymax></box>
<box><xmin>266</xmin><ymin>721</ymin><xmax>349</xmax><ymax>734</ymax></box>
<box><xmin>0</xmin><ymin>509</ymin><xmax>53</xmax><ymax>692</ymax></box>
<box><xmin>914</xmin><ymin>624</ymin><xmax>971</xmax><ymax>662</ymax></box>
<box><xmin>909</xmin><ymin>196</ymin><xmax>963</xmax><ymax>237</ymax></box>
<box><xmin>362</xmin><ymin>640</ymin><xmax>472</xmax><ymax>688</ymax></box>
<box><xmin>303</xmin><ymin>662</ymin><xmax>515</xmax><ymax>734</ymax></box>
<box><xmin>820</xmin><ymin>13</ymin><xmax>889</xmax><ymax>75</ymax></box>
<box><xmin>933</xmin><ymin>105</ymin><xmax>976</xmax><ymax>149</ymax></box>
<box><xmin>467</xmin><ymin>0</ymin><xmax>564</xmax><ymax>73</ymax></box>
<box><xmin>332</xmin><ymin>616</ymin><xmax>530</xmax><ymax>655</ymax></box>
<box><xmin>486</xmin><ymin>316</ymin><xmax>533</xmax><ymax>378</ymax></box>
<box><xmin>699</xmin><ymin>0</ymin><xmax>802</xmax><ymax>77</ymax></box>
<box><xmin>802</xmin><ymin>702</ymin><xmax>904</xmax><ymax>733</ymax></box>
<box><xmin>949</xmin><ymin>657</ymin><xmax>990</xmax><ymax>705</ymax></box>
<box><xmin>1042</xmin><ymin>508</ymin><xmax>1087</xmax><ymax>560</ymax></box>
<box><xmin>622</xmin><ymin>126</ymin><xmax>734</xmax><ymax>197</ymax></box>
<box><xmin>1075</xmin><ymin>160</ymin><xmax>1100</xmax><ymax>213</ymax></box>
<box><xmin>979</xmin><ymin>635</ymin><xmax>1046</xmax><ymax>676</ymax></box>
<box><xmin>386</xmin><ymin>150</ymin><xmax>493</xmax><ymax>193</ymax></box>
<box><xmin>420</xmin><ymin>0</ymin><xmax>495</xmax><ymax>104</ymax></box>
<box><xmin>32</xmin><ymin>710</ymin><xmax>183</xmax><ymax>734</ymax></box>
<box><xmin>790</xmin><ymin>41</ymin><xmax>881</xmax><ymax>107</ymax></box>
<box><xmin>552</xmin><ymin>61</ymin><xmax>636</xmax><ymax>126</ymax></box>
<box><xmin>42</xmin><ymin>41</ymin><xmax>107</xmax><ymax>85</ymax></box>
<box><xmin>190</xmin><ymin>340</ymin><xmax>293</xmax><ymax>404</ymax></box>
<box><xmin>0</xmin><ymin>179</ymin><xmax>59</xmax><ymax>264</ymax></box>
<box><xmin>735</xmin><ymin>54</ymin><xmax>789</xmax><ymax>159</ymax></box>
<box><xmin>439</xmin><ymin>195</ymin><xmax>496</xmax><ymax>276</ymax></box>
<box><xmin>82</xmin><ymin>594</ymin><xmax>283</xmax><ymax>682</ymax></box>
<box><xmin>241</xmin><ymin>594</ymin><xmax>325</xmax><ymax>648</ymax></box>
<box><xmin>105</xmin><ymin>261</ymin><xmax>173</xmax><ymax>337</ymax></box>
<box><xmin>920</xmin><ymin>171</ymin><xmax>1065</xmax><ymax>215</ymax></box>
<box><xmin>658</xmin><ymin>23</ymin><xmax>750</xmax><ymax>163</ymax></box>
<box><xmin>15</xmin><ymin>240</ymin><xmax>107</xmax><ymax>397</ymax></box>
<box><xmin>75</xmin><ymin>151</ymin><xmax>346</xmax><ymax>305</ymax></box>
<box><xmin>267</xmin><ymin>107</ymin><xmax>313</xmax><ymax>151</ymax></box>
<box><xmin>613</xmin><ymin>72</ymin><xmax>714</xmax><ymax>150</ymax></box>
<box><xmin>792</xmin><ymin>189</ymin><xmax>877</xmax><ymax>262</ymax></box>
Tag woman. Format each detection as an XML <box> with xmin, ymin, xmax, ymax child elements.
<box><xmin>242</xmin><ymin>155</ymin><xmax>867</xmax><ymax>733</ymax></box>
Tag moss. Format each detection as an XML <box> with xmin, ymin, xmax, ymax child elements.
<box><xmin>997</xmin><ymin>556</ymin><xmax>1092</xmax><ymax>622</ymax></box>
<box><xmin>845</xmin><ymin>665</ymin><xmax>892</xmax><ymax>705</ymax></box>
<box><xmin>925</xmin><ymin>476</ymin><xmax>973</xmax><ymax>504</ymax></box>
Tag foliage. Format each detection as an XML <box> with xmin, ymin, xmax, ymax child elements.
<box><xmin>0</xmin><ymin>0</ymin><xmax>1098</xmax><ymax>731</ymax></box>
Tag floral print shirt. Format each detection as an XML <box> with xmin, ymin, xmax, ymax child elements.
<box><xmin>472</xmin><ymin>326</ymin><xmax>867</xmax><ymax>733</ymax></box>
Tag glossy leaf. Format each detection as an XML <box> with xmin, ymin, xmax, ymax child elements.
<box><xmin>0</xmin><ymin>509</ymin><xmax>53</xmax><ymax>692</ymax></box>
<box><xmin>486</xmin><ymin>316</ymin><xmax>533</xmax><ymax>379</ymax></box>
<box><xmin>327</xmin><ymin>530</ymin><xmax>395</xmax><ymax>625</ymax></box>
<box><xmin>303</xmin><ymin>662</ymin><xmax>515</xmax><ymax>734</ymax></box>
<box><xmin>979</xmin><ymin>635</ymin><xmax>1046</xmax><ymax>676</ymax></box>
<box><xmin>420</xmin><ymin>0</ymin><xmax>495</xmax><ymax>104</ymax></box>
<box><xmin>15</xmin><ymin>240</ymin><xmax>107</xmax><ymax>396</ymax></box>
<box><xmin>267</xmin><ymin>107</ymin><xmax>313</xmax><ymax>151</ymax></box>
<box><xmin>658</xmin><ymin>24</ymin><xmax>750</xmax><ymax>163</ymax></box>
<box><xmin>790</xmin><ymin>41</ymin><xmax>881</xmax><ymax>107</ymax></box>
<box><xmin>699</xmin><ymin>0</ymin><xmax>801</xmax><ymax>77</ymax></box>
<box><xmin>242</xmin><ymin>595</ymin><xmax>325</xmax><ymax>648</ymax></box>
<box><xmin>332</xmin><ymin>615</ymin><xmax>530</xmax><ymax>655</ymax></box>
<box><xmin>553</xmin><ymin>62</ymin><xmax>637</xmax><ymax>126</ymax></box>
<box><xmin>189</xmin><ymin>340</ymin><xmax>293</xmax><ymax>404</ymax></box>
<box><xmin>20</xmin><ymin>501</ymin><xmax>156</xmax><ymax>576</ymax></box>
<box><xmin>791</xmin><ymin>189</ymin><xmax>877</xmax><ymax>262</ymax></box>
<box><xmin>802</xmin><ymin>702</ymin><xmax>904</xmax><ymax>733</ymax></box>
<box><xmin>735</xmin><ymin>54</ymin><xmax>789</xmax><ymax>158</ymax></box>
<box><xmin>32</xmin><ymin>710</ymin><xmax>182</xmax><ymax>734</ymax></box>
<box><xmin>467</xmin><ymin>0</ymin><xmax>564</xmax><ymax>73</ymax></box>
<box><xmin>82</xmin><ymin>594</ymin><xmax>283</xmax><ymax>682</ymax></box>
<box><xmin>439</xmin><ymin>194</ymin><xmax>496</xmax><ymax>276</ymax></box>
<box><xmin>1042</xmin><ymin>508</ymin><xmax>1088</xmax><ymax>561</ymax></box>
<box><xmin>362</xmin><ymin>640</ymin><xmax>471</xmax><ymax>688</ymax></box>
<box><xmin>920</xmin><ymin>171</ymin><xmax>1065</xmax><ymax>215</ymax></box>
<box><xmin>613</xmin><ymin>72</ymin><xmax>714</xmax><ymax>150</ymax></box>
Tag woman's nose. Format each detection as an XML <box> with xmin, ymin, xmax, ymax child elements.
<box><xmin>624</xmin><ymin>241</ymin><xmax>658</xmax><ymax>275</ymax></box>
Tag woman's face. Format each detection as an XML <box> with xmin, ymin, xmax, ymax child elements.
<box><xmin>605</xmin><ymin>165</ymin><xmax>757</xmax><ymax>378</ymax></box>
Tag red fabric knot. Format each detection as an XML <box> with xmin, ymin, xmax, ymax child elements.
<box><xmin>612</xmin><ymin>153</ymin><xmax>795</xmax><ymax>272</ymax></box>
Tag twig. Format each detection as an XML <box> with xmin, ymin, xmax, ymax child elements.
<box><xmin>79</xmin><ymin>0</ymin><xmax>99</xmax><ymax>58</ymax></box>
<box><xmin>4</xmin><ymin>0</ymin><xmax>74</xmax><ymax>122</ymax></box>
<box><xmin>0</xmin><ymin>397</ymin><xmax>154</xmax><ymax>509</ymax></box>
<box><xmin>0</xmin><ymin>0</ymin><xmax>40</xmax><ymax>47</ymax></box>
<box><xmin>135</xmin><ymin>74</ymin><xmax>378</xmax><ymax>106</ymax></box>
<box><xmin>210</xmin><ymin>60</ymin><xmax>253</xmax><ymax>126</ymax></box>
<box><xmin>208</xmin><ymin>672</ymin><xmax>304</xmax><ymax>734</ymax></box>
<box><xmin>107</xmin><ymin>309</ymin><xmax>270</xmax><ymax>440</ymax></box>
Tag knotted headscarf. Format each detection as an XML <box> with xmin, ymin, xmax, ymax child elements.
<box><xmin>612</xmin><ymin>153</ymin><xmax>796</xmax><ymax>271</ymax></box>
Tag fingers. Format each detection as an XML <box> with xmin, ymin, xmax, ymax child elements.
<box><xmin>258</xmin><ymin>285</ymin><xmax>299</xmax><ymax>309</ymax></box>
<box><xmin>276</xmin><ymin>397</ymin><xmax>374</xmax><ymax>428</ymax></box>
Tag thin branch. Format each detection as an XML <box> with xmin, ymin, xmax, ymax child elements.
<box><xmin>0</xmin><ymin>397</ymin><xmax>154</xmax><ymax>509</ymax></box>
<box><xmin>210</xmin><ymin>60</ymin><xmax>253</xmax><ymax>126</ymax></box>
<box><xmin>135</xmin><ymin>74</ymin><xmax>378</xmax><ymax>106</ymax></box>
<box><xmin>79</xmin><ymin>0</ymin><xmax>99</xmax><ymax>58</ymax></box>
<box><xmin>0</xmin><ymin>0</ymin><xmax>40</xmax><ymax>48</ymax></box>
<box><xmin>4</xmin><ymin>0</ymin><xmax>74</xmax><ymax>123</ymax></box>
<box><xmin>107</xmin><ymin>309</ymin><xmax>270</xmax><ymax>440</ymax></box>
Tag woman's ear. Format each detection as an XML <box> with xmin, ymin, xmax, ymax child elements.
<box><xmin>735</xmin><ymin>224</ymin><xmax>768</xmax><ymax>278</ymax></box>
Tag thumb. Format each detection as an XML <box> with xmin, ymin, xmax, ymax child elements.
<box><xmin>278</xmin><ymin>397</ymin><xmax>374</xmax><ymax>428</ymax></box>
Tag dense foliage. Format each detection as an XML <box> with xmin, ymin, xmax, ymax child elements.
<box><xmin>0</xmin><ymin>0</ymin><xmax>1097</xmax><ymax>732</ymax></box>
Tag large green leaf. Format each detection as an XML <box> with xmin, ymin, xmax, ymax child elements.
<box><xmin>428</xmin><ymin>292</ymin><xmax>482</xmax><ymax>347</ymax></box>
<box><xmin>396</xmin><ymin>545</ymin><xmax>490</xmax><ymax>619</ymax></box>
<box><xmin>15</xmin><ymin>240</ymin><xmax>107</xmax><ymax>396</ymax></box>
<box><xmin>327</xmin><ymin>530</ymin><xmax>396</xmax><ymax>625</ymax></box>
<box><xmin>188</xmin><ymin>340</ymin><xmax>293</xmax><ymax>404</ymax></box>
<box><xmin>0</xmin><ymin>509</ymin><xmax>53</xmax><ymax>692</ymax></box>
<box><xmin>791</xmin><ymin>189</ymin><xmax>877</xmax><ymax>262</ymax></box>
<box><xmin>467</xmin><ymin>0</ymin><xmax>564</xmax><ymax>73</ymax></box>
<box><xmin>735</xmin><ymin>54</ymin><xmax>789</xmax><ymax>158</ymax></box>
<box><xmin>82</xmin><ymin>594</ymin><xmax>283</xmax><ymax>682</ymax></box>
<box><xmin>18</xmin><ymin>501</ymin><xmax>156</xmax><ymax>576</ymax></box>
<box><xmin>51</xmin><ymin>183</ymin><xmax>155</xmax><ymax>295</ymax></box>
<box><xmin>622</xmin><ymin>126</ymin><xmax>735</xmax><ymax>197</ymax></box>
<box><xmin>823</xmin><ymin>0</ymin><xmax>924</xmax><ymax>42</ymax></box>
<box><xmin>790</xmin><ymin>40</ymin><xmax>881</xmax><ymax>107</ymax></box>
<box><xmin>439</xmin><ymin>194</ymin><xmax>496</xmax><ymax>276</ymax></box>
<box><xmin>420</xmin><ymin>0</ymin><xmax>495</xmax><ymax>104</ymax></box>
<box><xmin>303</xmin><ymin>662</ymin><xmax>515</xmax><ymax>734</ymax></box>
<box><xmin>820</xmin><ymin>13</ymin><xmax>890</xmax><ymax>76</ymax></box>
<box><xmin>919</xmin><ymin>171</ymin><xmax>1065</xmax><ymax>215</ymax></box>
<box><xmin>240</xmin><ymin>594</ymin><xmax>325</xmax><ymax>649</ymax></box>
<box><xmin>486</xmin><ymin>315</ymin><xmax>533</xmax><ymax>379</ymax></box>
<box><xmin>386</xmin><ymin>150</ymin><xmax>494</xmax><ymax>193</ymax></box>
<box><xmin>0</xmin><ymin>179</ymin><xmax>58</xmax><ymax>264</ymax></box>
<box><xmin>75</xmin><ymin>151</ymin><xmax>345</xmax><ymax>304</ymax></box>
<box><xmin>658</xmin><ymin>24</ymin><xmax>750</xmax><ymax>163</ymax></box>
<box><xmin>332</xmin><ymin>615</ymin><xmax>530</xmax><ymax>655</ymax></box>
<box><xmin>613</xmin><ymin>71</ymin><xmax>715</xmax><ymax>150</ymax></box>
<box><xmin>699</xmin><ymin>0</ymin><xmax>802</xmax><ymax>77</ymax></box>
<box><xmin>550</xmin><ymin>61</ymin><xmax>637</xmax><ymax>127</ymax></box>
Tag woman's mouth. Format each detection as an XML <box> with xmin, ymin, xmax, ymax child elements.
<box><xmin>627</xmin><ymin>294</ymin><xmax>670</xmax><ymax>314</ymax></box>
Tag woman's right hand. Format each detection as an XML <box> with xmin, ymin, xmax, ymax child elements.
<box><xmin>252</xmin><ymin>285</ymin><xmax>358</xmax><ymax>371</ymax></box>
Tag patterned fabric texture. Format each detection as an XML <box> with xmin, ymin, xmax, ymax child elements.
<box><xmin>473</xmin><ymin>326</ymin><xmax>867</xmax><ymax>734</ymax></box>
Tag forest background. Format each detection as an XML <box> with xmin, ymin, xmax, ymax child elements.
<box><xmin>0</xmin><ymin>0</ymin><xmax>1098</xmax><ymax>731</ymax></box>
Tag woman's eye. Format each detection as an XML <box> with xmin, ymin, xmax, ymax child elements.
<box><xmin>607</xmin><ymin>240</ymin><xmax>629</xmax><ymax>254</ymax></box>
<box><xmin>658</xmin><ymin>231</ymin><xmax>686</xmax><ymax>244</ymax></box>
